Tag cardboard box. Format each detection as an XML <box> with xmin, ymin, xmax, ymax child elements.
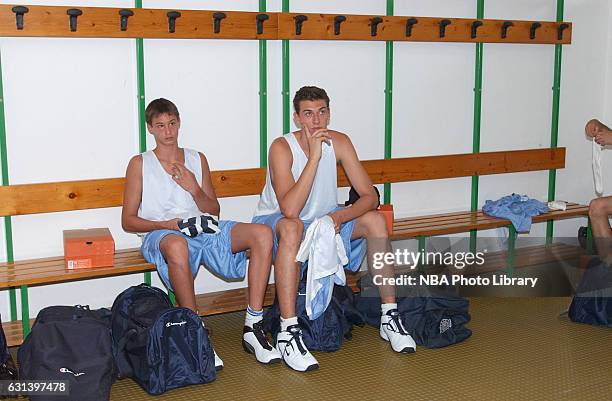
<box><xmin>379</xmin><ymin>204</ymin><xmax>394</xmax><ymax>236</ymax></box>
<box><xmin>63</xmin><ymin>228</ymin><xmax>115</xmax><ymax>269</ymax></box>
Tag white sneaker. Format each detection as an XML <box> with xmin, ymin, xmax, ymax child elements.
<box><xmin>275</xmin><ymin>324</ymin><xmax>319</xmax><ymax>372</ymax></box>
<box><xmin>213</xmin><ymin>349</ymin><xmax>224</xmax><ymax>371</ymax></box>
<box><xmin>201</xmin><ymin>318</ymin><xmax>224</xmax><ymax>371</ymax></box>
<box><xmin>243</xmin><ymin>322</ymin><xmax>282</xmax><ymax>364</ymax></box>
<box><xmin>380</xmin><ymin>309</ymin><xmax>416</xmax><ymax>353</ymax></box>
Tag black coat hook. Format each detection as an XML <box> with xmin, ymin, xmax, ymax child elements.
<box><xmin>294</xmin><ymin>15</ymin><xmax>308</xmax><ymax>36</ymax></box>
<box><xmin>66</xmin><ymin>9</ymin><xmax>83</xmax><ymax>32</ymax></box>
<box><xmin>334</xmin><ymin>15</ymin><xmax>346</xmax><ymax>35</ymax></box>
<box><xmin>213</xmin><ymin>12</ymin><xmax>226</xmax><ymax>34</ymax></box>
<box><xmin>439</xmin><ymin>19</ymin><xmax>451</xmax><ymax>38</ymax></box>
<box><xmin>119</xmin><ymin>9</ymin><xmax>133</xmax><ymax>32</ymax></box>
<box><xmin>501</xmin><ymin>21</ymin><xmax>514</xmax><ymax>39</ymax></box>
<box><xmin>11</xmin><ymin>6</ymin><xmax>28</xmax><ymax>30</ymax></box>
<box><xmin>557</xmin><ymin>23</ymin><xmax>569</xmax><ymax>41</ymax></box>
<box><xmin>530</xmin><ymin>22</ymin><xmax>541</xmax><ymax>40</ymax></box>
<box><xmin>471</xmin><ymin>20</ymin><xmax>483</xmax><ymax>39</ymax></box>
<box><xmin>405</xmin><ymin>18</ymin><xmax>418</xmax><ymax>37</ymax></box>
<box><xmin>370</xmin><ymin>17</ymin><xmax>383</xmax><ymax>37</ymax></box>
<box><xmin>256</xmin><ymin>14</ymin><xmax>269</xmax><ymax>35</ymax></box>
<box><xmin>167</xmin><ymin>11</ymin><xmax>181</xmax><ymax>33</ymax></box>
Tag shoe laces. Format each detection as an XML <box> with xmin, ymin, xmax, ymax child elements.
<box><xmin>384</xmin><ymin>310</ymin><xmax>409</xmax><ymax>336</ymax></box>
<box><xmin>278</xmin><ymin>324</ymin><xmax>308</xmax><ymax>356</ymax></box>
<box><xmin>251</xmin><ymin>321</ymin><xmax>273</xmax><ymax>351</ymax></box>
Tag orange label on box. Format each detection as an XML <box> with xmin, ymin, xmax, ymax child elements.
<box><xmin>67</xmin><ymin>259</ymin><xmax>92</xmax><ymax>270</ymax></box>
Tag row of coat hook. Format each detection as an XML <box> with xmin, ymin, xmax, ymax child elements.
<box><xmin>5</xmin><ymin>5</ymin><xmax>571</xmax><ymax>43</ymax></box>
<box><xmin>11</xmin><ymin>6</ymin><xmax>273</xmax><ymax>34</ymax></box>
<box><xmin>295</xmin><ymin>14</ymin><xmax>571</xmax><ymax>40</ymax></box>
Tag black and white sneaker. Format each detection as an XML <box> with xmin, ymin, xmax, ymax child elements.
<box><xmin>275</xmin><ymin>324</ymin><xmax>319</xmax><ymax>372</ymax></box>
<box><xmin>380</xmin><ymin>309</ymin><xmax>416</xmax><ymax>353</ymax></box>
<box><xmin>201</xmin><ymin>318</ymin><xmax>224</xmax><ymax>371</ymax></box>
<box><xmin>213</xmin><ymin>349</ymin><xmax>224</xmax><ymax>371</ymax></box>
<box><xmin>243</xmin><ymin>321</ymin><xmax>281</xmax><ymax>364</ymax></box>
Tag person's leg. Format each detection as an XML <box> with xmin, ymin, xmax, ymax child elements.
<box><xmin>159</xmin><ymin>234</ymin><xmax>196</xmax><ymax>311</ymax></box>
<box><xmin>230</xmin><ymin>223</ymin><xmax>281</xmax><ymax>364</ymax></box>
<box><xmin>147</xmin><ymin>230</ymin><xmax>224</xmax><ymax>369</ymax></box>
<box><xmin>352</xmin><ymin>210</ymin><xmax>416</xmax><ymax>353</ymax></box>
<box><xmin>274</xmin><ymin>218</ymin><xmax>304</xmax><ymax>319</ymax></box>
<box><xmin>351</xmin><ymin>210</ymin><xmax>395</xmax><ymax>303</ymax></box>
<box><xmin>589</xmin><ymin>196</ymin><xmax>612</xmax><ymax>260</ymax></box>
<box><xmin>272</xmin><ymin>217</ymin><xmax>319</xmax><ymax>371</ymax></box>
<box><xmin>230</xmin><ymin>223</ymin><xmax>274</xmax><ymax>311</ymax></box>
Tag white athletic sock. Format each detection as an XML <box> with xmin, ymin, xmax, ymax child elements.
<box><xmin>381</xmin><ymin>303</ymin><xmax>398</xmax><ymax>316</ymax></box>
<box><xmin>280</xmin><ymin>316</ymin><xmax>298</xmax><ymax>331</ymax></box>
<box><xmin>245</xmin><ymin>305</ymin><xmax>263</xmax><ymax>328</ymax></box>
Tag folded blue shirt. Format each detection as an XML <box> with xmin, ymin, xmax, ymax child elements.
<box><xmin>482</xmin><ymin>194</ymin><xmax>549</xmax><ymax>232</ymax></box>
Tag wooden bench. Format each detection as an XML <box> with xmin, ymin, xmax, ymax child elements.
<box><xmin>0</xmin><ymin>146</ymin><xmax>589</xmax><ymax>346</ymax></box>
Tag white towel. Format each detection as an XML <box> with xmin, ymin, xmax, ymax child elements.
<box><xmin>296</xmin><ymin>216</ymin><xmax>348</xmax><ymax>320</ymax></box>
<box><xmin>593</xmin><ymin>137</ymin><xmax>604</xmax><ymax>196</ymax></box>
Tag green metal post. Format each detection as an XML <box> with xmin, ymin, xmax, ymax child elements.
<box><xmin>506</xmin><ymin>226</ymin><xmax>516</xmax><ymax>277</ymax></box>
<box><xmin>282</xmin><ymin>0</ymin><xmax>290</xmax><ymax>134</ymax></box>
<box><xmin>546</xmin><ymin>0</ymin><xmax>565</xmax><ymax>244</ymax></box>
<box><xmin>135</xmin><ymin>0</ymin><xmax>151</xmax><ymax>285</ymax></box>
<box><xmin>20</xmin><ymin>285</ymin><xmax>29</xmax><ymax>337</ymax></box>
<box><xmin>383</xmin><ymin>0</ymin><xmax>394</xmax><ymax>205</ymax></box>
<box><xmin>0</xmin><ymin>49</ymin><xmax>17</xmax><ymax>321</ymax></box>
<box><xmin>417</xmin><ymin>236</ymin><xmax>426</xmax><ymax>272</ymax></box>
<box><xmin>259</xmin><ymin>0</ymin><xmax>268</xmax><ymax>167</ymax></box>
<box><xmin>470</xmin><ymin>0</ymin><xmax>484</xmax><ymax>254</ymax></box>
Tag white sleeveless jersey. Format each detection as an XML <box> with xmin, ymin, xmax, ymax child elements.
<box><xmin>254</xmin><ymin>132</ymin><xmax>338</xmax><ymax>221</ymax></box>
<box><xmin>138</xmin><ymin>148</ymin><xmax>203</xmax><ymax>221</ymax></box>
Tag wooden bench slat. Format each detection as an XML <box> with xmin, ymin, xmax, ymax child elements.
<box><xmin>0</xmin><ymin>250</ymin><xmax>144</xmax><ymax>272</ymax></box>
<box><xmin>0</xmin><ymin>250</ymin><xmax>154</xmax><ymax>287</ymax></box>
<box><xmin>0</xmin><ymin>204</ymin><xmax>588</xmax><ymax>288</ymax></box>
<box><xmin>392</xmin><ymin>202</ymin><xmax>588</xmax><ymax>231</ymax></box>
<box><xmin>391</xmin><ymin>203</ymin><xmax>588</xmax><ymax>239</ymax></box>
<box><xmin>342</xmin><ymin>147</ymin><xmax>565</xmax><ymax>186</ymax></box>
<box><xmin>0</xmin><ymin>248</ymin><xmax>142</xmax><ymax>271</ymax></box>
<box><xmin>391</xmin><ymin>210</ymin><xmax>478</xmax><ymax>226</ymax></box>
<box><xmin>393</xmin><ymin>211</ymin><xmax>485</xmax><ymax>229</ymax></box>
<box><xmin>2</xmin><ymin>321</ymin><xmax>31</xmax><ymax>347</ymax></box>
<box><xmin>0</xmin><ymin>260</ymin><xmax>153</xmax><ymax>283</ymax></box>
<box><xmin>0</xmin><ymin>264</ymin><xmax>154</xmax><ymax>287</ymax></box>
<box><xmin>0</xmin><ymin>148</ymin><xmax>565</xmax><ymax>217</ymax></box>
<box><xmin>0</xmin><ymin>252</ymin><xmax>146</xmax><ymax>274</ymax></box>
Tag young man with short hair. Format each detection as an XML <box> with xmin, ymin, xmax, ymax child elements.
<box><xmin>253</xmin><ymin>86</ymin><xmax>416</xmax><ymax>372</ymax></box>
<box><xmin>122</xmin><ymin>98</ymin><xmax>281</xmax><ymax>370</ymax></box>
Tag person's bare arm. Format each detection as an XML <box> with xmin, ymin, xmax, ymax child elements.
<box><xmin>195</xmin><ymin>152</ymin><xmax>221</xmax><ymax>216</ymax></box>
<box><xmin>171</xmin><ymin>153</ymin><xmax>220</xmax><ymax>217</ymax></box>
<box><xmin>329</xmin><ymin>133</ymin><xmax>378</xmax><ymax>229</ymax></box>
<box><xmin>121</xmin><ymin>155</ymin><xmax>179</xmax><ymax>233</ymax></box>
<box><xmin>270</xmin><ymin>127</ymin><xmax>331</xmax><ymax>218</ymax></box>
